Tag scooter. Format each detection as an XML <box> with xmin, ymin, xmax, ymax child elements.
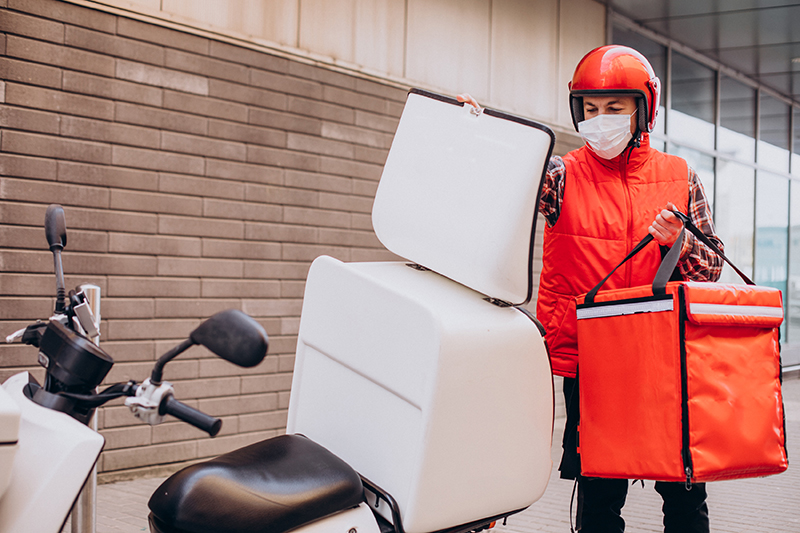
<box><xmin>145</xmin><ymin>90</ymin><xmax>557</xmax><ymax>533</ymax></box>
<box><xmin>0</xmin><ymin>204</ymin><xmax>270</xmax><ymax>533</ymax></box>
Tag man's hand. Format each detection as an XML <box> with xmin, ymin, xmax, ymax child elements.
<box><xmin>649</xmin><ymin>202</ymin><xmax>684</xmax><ymax>246</ymax></box>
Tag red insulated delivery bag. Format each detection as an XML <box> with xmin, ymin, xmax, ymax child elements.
<box><xmin>575</xmin><ymin>213</ymin><xmax>788</xmax><ymax>483</ymax></box>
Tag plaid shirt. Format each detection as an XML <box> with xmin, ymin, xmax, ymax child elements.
<box><xmin>540</xmin><ymin>156</ymin><xmax>724</xmax><ymax>282</ymax></box>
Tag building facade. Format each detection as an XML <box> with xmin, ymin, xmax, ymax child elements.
<box><xmin>0</xmin><ymin>0</ymin><xmax>796</xmax><ymax>480</ymax></box>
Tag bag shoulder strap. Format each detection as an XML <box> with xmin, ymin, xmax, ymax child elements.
<box><xmin>584</xmin><ymin>210</ymin><xmax>753</xmax><ymax>304</ymax></box>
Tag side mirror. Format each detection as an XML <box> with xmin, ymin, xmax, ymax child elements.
<box><xmin>45</xmin><ymin>204</ymin><xmax>67</xmax><ymax>250</ymax></box>
<box><xmin>190</xmin><ymin>309</ymin><xmax>268</xmax><ymax>368</ymax></box>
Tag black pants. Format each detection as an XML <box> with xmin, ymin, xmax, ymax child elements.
<box><xmin>561</xmin><ymin>377</ymin><xmax>709</xmax><ymax>533</ymax></box>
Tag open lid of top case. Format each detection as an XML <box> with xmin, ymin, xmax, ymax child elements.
<box><xmin>372</xmin><ymin>89</ymin><xmax>555</xmax><ymax>305</ymax></box>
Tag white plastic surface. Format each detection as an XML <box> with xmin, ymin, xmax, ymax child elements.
<box><xmin>287</xmin><ymin>256</ymin><xmax>554</xmax><ymax>533</ymax></box>
<box><xmin>291</xmin><ymin>502</ymin><xmax>380</xmax><ymax>533</ymax></box>
<box><xmin>0</xmin><ymin>384</ymin><xmax>20</xmax><ymax>501</ymax></box>
<box><xmin>372</xmin><ymin>91</ymin><xmax>554</xmax><ymax>305</ymax></box>
<box><xmin>0</xmin><ymin>372</ymin><xmax>104</xmax><ymax>533</ymax></box>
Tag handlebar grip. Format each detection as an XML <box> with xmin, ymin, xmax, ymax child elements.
<box><xmin>160</xmin><ymin>395</ymin><xmax>222</xmax><ymax>437</ymax></box>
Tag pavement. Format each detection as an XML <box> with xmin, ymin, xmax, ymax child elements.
<box><xmin>64</xmin><ymin>376</ymin><xmax>800</xmax><ymax>533</ymax></box>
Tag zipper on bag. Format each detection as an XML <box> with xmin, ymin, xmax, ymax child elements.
<box><xmin>678</xmin><ymin>286</ymin><xmax>694</xmax><ymax>489</ymax></box>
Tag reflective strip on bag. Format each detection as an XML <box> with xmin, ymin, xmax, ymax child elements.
<box><xmin>689</xmin><ymin>303</ymin><xmax>784</xmax><ymax>320</ymax></box>
<box><xmin>577</xmin><ymin>297</ymin><xmax>674</xmax><ymax>320</ymax></box>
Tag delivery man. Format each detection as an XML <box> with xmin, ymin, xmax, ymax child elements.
<box><xmin>460</xmin><ymin>44</ymin><xmax>724</xmax><ymax>532</ymax></box>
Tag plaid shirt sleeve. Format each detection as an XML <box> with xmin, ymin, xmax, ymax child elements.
<box><xmin>676</xmin><ymin>168</ymin><xmax>724</xmax><ymax>282</ymax></box>
<box><xmin>538</xmin><ymin>157</ymin><xmax>724</xmax><ymax>282</ymax></box>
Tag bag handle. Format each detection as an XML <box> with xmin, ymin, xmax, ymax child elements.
<box><xmin>584</xmin><ymin>210</ymin><xmax>754</xmax><ymax>304</ymax></box>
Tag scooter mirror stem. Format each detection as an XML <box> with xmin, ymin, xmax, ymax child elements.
<box><xmin>44</xmin><ymin>205</ymin><xmax>68</xmax><ymax>314</ymax></box>
<box><xmin>151</xmin><ymin>338</ymin><xmax>195</xmax><ymax>384</ymax></box>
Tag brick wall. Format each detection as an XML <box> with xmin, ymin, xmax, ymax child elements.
<box><xmin>0</xmin><ymin>0</ymin><xmax>406</xmax><ymax>480</ymax></box>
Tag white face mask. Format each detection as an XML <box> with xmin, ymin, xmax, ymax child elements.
<box><xmin>578</xmin><ymin>110</ymin><xmax>636</xmax><ymax>159</ymax></box>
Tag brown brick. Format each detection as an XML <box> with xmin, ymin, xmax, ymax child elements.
<box><xmin>241</xmin><ymin>298</ymin><xmax>302</xmax><ymax>318</ymax></box>
<box><xmin>267</xmin><ymin>335</ymin><xmax>301</xmax><ymax>355</ymax></box>
<box><xmin>0</xmin><ymin>273</ymin><xmax>61</xmax><ymax>295</ymax></box>
<box><xmin>196</xmin><ymin>431</ymin><xmax>276</xmax><ymax>460</ymax></box>
<box><xmin>276</xmin><ymin>353</ymin><xmax>295</xmax><ymax>373</ymax></box>
<box><xmin>244</xmin><ymin>221</ymin><xmax>317</xmax><ymax>244</ymax></box>
<box><xmin>161</xmin><ymin>131</ymin><xmax>246</xmax><ymax>161</ymax></box>
<box><xmin>96</xmin><ymin>340</ymin><xmax>156</xmax><ymax>364</ymax></box>
<box><xmin>244</xmin><ymin>183</ymin><xmax>318</xmax><ymax>207</ymax></box>
<box><xmin>0</xmin><ymin>104</ymin><xmax>60</xmax><ymax>134</ymax></box>
<box><xmin>163</xmin><ymin>90</ymin><xmax>248</xmax><ymax>122</ymax></box>
<box><xmin>281</xmin><ymin>242</ymin><xmax>350</xmax><ymax>262</ymax></box>
<box><xmin>157</xmin><ymin>256</ymin><xmax>243</xmax><ymax>278</ymax></box>
<box><xmin>0</xmin><ymin>295</ymin><xmax>53</xmax><ymax>319</ymax></box>
<box><xmin>200</xmin><ymin>278</ymin><xmax>280</xmax><ymax>298</ymax></box>
<box><xmin>247</xmin><ymin>145</ymin><xmax>319</xmax><ymax>172</ymax></box>
<box><xmin>112</xmin><ymin>146</ymin><xmax>204</xmax><ymax>175</ymax></box>
<box><xmin>283</xmin><ymin>206</ymin><xmax>350</xmax><ymax>228</ymax></box>
<box><xmin>111</xmin><ymin>189</ymin><xmax>203</xmax><ymax>217</ymax></box>
<box><xmin>65</xmin><ymin>25</ymin><xmax>165</xmax><ymax>66</ymax></box>
<box><xmin>201</xmin><ymin>238</ymin><xmax>280</xmax><ymax>260</ymax></box>
<box><xmin>278</xmin><ymin>391</ymin><xmax>291</xmax><ymax>409</ymax></box>
<box><xmin>116</xmin><ymin>17</ymin><xmax>208</xmax><ymax>55</ymax></box>
<box><xmin>3</xmin><ymin>130</ymin><xmax>110</xmax><ymax>164</ymax></box>
<box><xmin>108</xmin><ymin>233</ymin><xmax>201</xmax><ymax>257</ymax></box>
<box><xmin>0</xmin><ymin>152</ymin><xmax>57</xmax><ymax>180</ymax></box>
<box><xmin>61</xmin><ymin>115</ymin><xmax>160</xmax><ymax>149</ymax></box>
<box><xmin>355</xmin><ymin>77</ymin><xmax>408</xmax><ymax>102</ymax></box>
<box><xmin>0</xmin><ymin>34</ymin><xmax>5</xmax><ymax>56</ymax></box>
<box><xmin>319</xmin><ymin>191</ymin><xmax>373</xmax><ymax>213</ymax></box>
<box><xmin>202</xmin><ymin>198</ymin><xmax>282</xmax><ymax>223</ymax></box>
<box><xmin>101</xmin><ymin>440</ymin><xmax>197</xmax><ymax>471</ymax></box>
<box><xmin>0</xmin><ymin>8</ymin><xmax>63</xmax><ymax>43</ymax></box>
<box><xmin>386</xmin><ymin>100</ymin><xmax>405</xmax><ymax>118</ymax></box>
<box><xmin>355</xmin><ymin>109</ymin><xmax>400</xmax><ymax>133</ymax></box>
<box><xmin>0</xmin><ymin>58</ymin><xmax>61</xmax><ymax>89</ymax></box>
<box><xmin>350</xmin><ymin>247</ymin><xmax>398</xmax><ymax>262</ymax></box>
<box><xmin>238</xmin><ymin>410</ymin><xmax>287</xmax><ymax>432</ymax></box>
<box><xmin>287</xmin><ymin>132</ymin><xmax>354</xmax><ymax>159</ymax></box>
<box><xmin>63</xmin><ymin>70</ymin><xmax>163</xmax><ymax>107</ymax></box>
<box><xmin>6</xmin><ymin>34</ymin><xmax>114</xmax><ymax>77</ymax></box>
<box><xmin>280</xmin><ymin>315</ymin><xmax>301</xmax><ymax>334</ymax></box>
<box><xmin>284</xmin><ymin>170</ymin><xmax>352</xmax><ymax>194</ymax></box>
<box><xmin>0</xmin><ymin>176</ymin><xmax>109</xmax><ymax>208</ymax></box>
<box><xmin>107</xmin><ymin>276</ymin><xmax>200</xmax><ymax>298</ymax></box>
<box><xmin>10</xmin><ymin>0</ymin><xmax>116</xmax><ymax>33</ymax></box>
<box><xmin>158</xmin><ymin>215</ymin><xmax>244</xmax><ymax>240</ymax></box>
<box><xmin>243</xmin><ymin>260</ymin><xmax>311</xmax><ymax>281</ymax></box>
<box><xmin>154</xmin><ymin>298</ymin><xmax>241</xmax><ymax>318</ymax></box>
<box><xmin>355</xmin><ymin>145</ymin><xmax>389</xmax><ymax>165</ymax></box>
<box><xmin>115</xmin><ymin>59</ymin><xmax>208</xmax><ymax>96</ymax></box>
<box><xmin>198</xmin><ymin>357</ymin><xmax>271</xmax><ymax>379</ymax></box>
<box><xmin>0</xmin><ymin>200</ymin><xmax>47</xmax><ymax>227</ymax></box>
<box><xmin>61</xmin><ymin>205</ymin><xmax>159</xmax><ymax>234</ymax></box>
<box><xmin>351</xmin><ymin>212</ymin><xmax>372</xmax><ymax>231</ymax></box>
<box><xmin>318</xmin><ymin>227</ymin><xmax>382</xmax><ymax>248</ymax></box>
<box><xmin>249</xmin><ymin>106</ymin><xmax>321</xmax><ymax>136</ymax></box>
<box><xmin>280</xmin><ymin>281</ymin><xmax>306</xmax><ymax>299</ymax></box>
<box><xmin>205</xmin><ymin>159</ymin><xmax>283</xmax><ymax>185</ymax></box>
<box><xmin>321</xmin><ymin>155</ymin><xmax>382</xmax><ymax>180</ymax></box>
<box><xmin>151</xmin><ymin>418</ymin><xmax>229</xmax><ymax>444</ymax></box>
<box><xmin>0</xmin><ymin>343</ymin><xmax>44</xmax><ymax>366</ymax></box>
<box><xmin>198</xmin><ymin>392</ymin><xmax>277</xmax><ymax>417</ymax></box>
<box><xmin>99</xmin><ymin>300</ymin><xmax>156</xmax><ymax>320</ymax></box>
<box><xmin>250</xmin><ymin>69</ymin><xmax>322</xmax><ymax>100</ymax></box>
<box><xmin>106</xmin><ymin>318</ymin><xmax>201</xmax><ymax>341</ymax></box>
<box><xmin>322</xmin><ymin>121</ymin><xmax>392</xmax><ymax>149</ymax></box>
<box><xmin>208</xmin><ymin>40</ymin><xmax>288</xmax><ymax>73</ymax></box>
<box><xmin>115</xmin><ymin>102</ymin><xmax>207</xmax><ymax>136</ymax></box>
<box><xmin>208</xmin><ymin>119</ymin><xmax>285</xmax><ymax>148</ymax></box>
<box><xmin>58</xmin><ymin>161</ymin><xmax>159</xmax><ymax>191</ymax></box>
<box><xmin>6</xmin><ymin>82</ymin><xmax>114</xmax><ymax>120</ymax></box>
<box><xmin>288</xmin><ymin>61</ymin><xmax>356</xmax><ymax>90</ymax></box>
<box><xmin>61</xmin><ymin>251</ymin><xmax>158</xmax><ymax>277</ymax></box>
<box><xmin>167</xmin><ymin>49</ymin><xmax>248</xmax><ymax>85</ymax></box>
<box><xmin>287</xmin><ymin>95</ymin><xmax>354</xmax><ymax>124</ymax></box>
<box><xmin>100</xmin><ymin>425</ymin><xmax>152</xmax><ymax>450</ymax></box>
<box><xmin>58</xmin><ymin>228</ymin><xmax>110</xmax><ymax>253</ymax></box>
<box><xmin>352</xmin><ymin>177</ymin><xmax>379</xmax><ymax>197</ymax></box>
<box><xmin>208</xmin><ymin>78</ymin><xmax>285</xmax><ymax>110</ymax></box>
<box><xmin>323</xmin><ymin>85</ymin><xmax>387</xmax><ymax>114</ymax></box>
<box><xmin>159</xmin><ymin>172</ymin><xmax>244</xmax><ymax>201</ymax></box>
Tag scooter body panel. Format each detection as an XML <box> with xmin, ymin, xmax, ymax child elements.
<box><xmin>288</xmin><ymin>257</ymin><xmax>554</xmax><ymax>533</ymax></box>
<box><xmin>0</xmin><ymin>384</ymin><xmax>20</xmax><ymax>501</ymax></box>
<box><xmin>0</xmin><ymin>372</ymin><xmax>104</xmax><ymax>533</ymax></box>
<box><xmin>290</xmin><ymin>502</ymin><xmax>381</xmax><ymax>533</ymax></box>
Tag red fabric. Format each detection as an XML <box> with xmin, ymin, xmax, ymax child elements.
<box><xmin>536</xmin><ymin>135</ymin><xmax>688</xmax><ymax>378</ymax></box>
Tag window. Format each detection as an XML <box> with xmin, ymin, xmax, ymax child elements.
<box><xmin>669</xmin><ymin>53</ymin><xmax>715</xmax><ymax>151</ymax></box>
<box><xmin>715</xmin><ymin>161</ymin><xmax>755</xmax><ymax>283</ymax></box>
<box><xmin>719</xmin><ymin>76</ymin><xmax>756</xmax><ymax>162</ymax></box>
<box><xmin>758</xmin><ymin>93</ymin><xmax>790</xmax><ymax>173</ymax></box>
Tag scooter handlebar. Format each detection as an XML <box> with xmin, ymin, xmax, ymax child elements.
<box><xmin>160</xmin><ymin>395</ymin><xmax>222</xmax><ymax>437</ymax></box>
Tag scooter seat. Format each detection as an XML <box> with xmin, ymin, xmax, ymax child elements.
<box><xmin>148</xmin><ymin>434</ymin><xmax>365</xmax><ymax>533</ymax></box>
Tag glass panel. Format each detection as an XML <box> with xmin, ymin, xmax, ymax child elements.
<box><xmin>719</xmin><ymin>76</ymin><xmax>755</xmax><ymax>162</ymax></box>
<box><xmin>793</xmin><ymin>106</ymin><xmax>800</xmax><ymax>177</ymax></box>
<box><xmin>787</xmin><ymin>179</ymin><xmax>800</xmax><ymax>365</ymax></box>
<box><xmin>714</xmin><ymin>160</ymin><xmax>754</xmax><ymax>283</ymax></box>
<box><xmin>668</xmin><ymin>144</ymin><xmax>715</xmax><ymax>211</ymax></box>
<box><xmin>611</xmin><ymin>25</ymin><xmax>667</xmax><ymax>136</ymax></box>
<box><xmin>669</xmin><ymin>53</ymin><xmax>715</xmax><ymax>151</ymax></box>
<box><xmin>758</xmin><ymin>93</ymin><xmax>790</xmax><ymax>173</ymax></box>
<box><xmin>755</xmin><ymin>172</ymin><xmax>788</xmax><ymax>290</ymax></box>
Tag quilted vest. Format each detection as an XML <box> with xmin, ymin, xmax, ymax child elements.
<box><xmin>537</xmin><ymin>134</ymin><xmax>689</xmax><ymax>378</ymax></box>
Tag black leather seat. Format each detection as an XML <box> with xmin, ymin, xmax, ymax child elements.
<box><xmin>148</xmin><ymin>434</ymin><xmax>365</xmax><ymax>533</ymax></box>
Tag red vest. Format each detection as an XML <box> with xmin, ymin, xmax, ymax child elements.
<box><xmin>537</xmin><ymin>134</ymin><xmax>689</xmax><ymax>378</ymax></box>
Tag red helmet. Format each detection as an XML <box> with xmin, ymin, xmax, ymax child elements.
<box><xmin>569</xmin><ymin>45</ymin><xmax>661</xmax><ymax>134</ymax></box>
